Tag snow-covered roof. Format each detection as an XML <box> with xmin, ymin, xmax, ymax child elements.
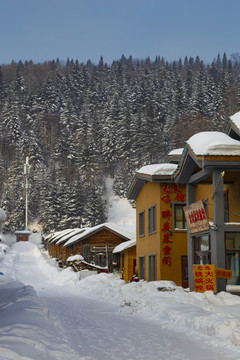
<box><xmin>55</xmin><ymin>228</ymin><xmax>88</xmax><ymax>245</ymax></box>
<box><xmin>113</xmin><ymin>239</ymin><xmax>136</xmax><ymax>253</ymax></box>
<box><xmin>187</xmin><ymin>131</ymin><xmax>240</xmax><ymax>156</ymax></box>
<box><xmin>14</xmin><ymin>230</ymin><xmax>31</xmax><ymax>235</ymax></box>
<box><xmin>137</xmin><ymin>163</ymin><xmax>178</xmax><ymax>176</ymax></box>
<box><xmin>167</xmin><ymin>148</ymin><xmax>184</xmax><ymax>156</ymax></box>
<box><xmin>63</xmin><ymin>222</ymin><xmax>135</xmax><ymax>248</ymax></box>
<box><xmin>47</xmin><ymin>228</ymin><xmax>74</xmax><ymax>243</ymax></box>
<box><xmin>229</xmin><ymin>111</ymin><xmax>240</xmax><ymax>129</ymax></box>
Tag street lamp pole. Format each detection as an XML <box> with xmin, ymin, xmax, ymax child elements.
<box><xmin>24</xmin><ymin>157</ymin><xmax>30</xmax><ymax>230</ymax></box>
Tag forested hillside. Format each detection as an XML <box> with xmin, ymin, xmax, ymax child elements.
<box><xmin>0</xmin><ymin>53</ymin><xmax>239</xmax><ymax>233</ymax></box>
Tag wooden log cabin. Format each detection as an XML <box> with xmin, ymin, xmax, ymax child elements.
<box><xmin>45</xmin><ymin>222</ymin><xmax>135</xmax><ymax>272</ymax></box>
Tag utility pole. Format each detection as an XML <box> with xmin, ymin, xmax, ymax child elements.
<box><xmin>24</xmin><ymin>157</ymin><xmax>30</xmax><ymax>230</ymax></box>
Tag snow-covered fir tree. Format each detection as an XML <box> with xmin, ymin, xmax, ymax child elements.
<box><xmin>0</xmin><ymin>54</ymin><xmax>239</xmax><ymax>232</ymax></box>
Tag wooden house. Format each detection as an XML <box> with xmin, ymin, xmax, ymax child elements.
<box><xmin>44</xmin><ymin>228</ymin><xmax>78</xmax><ymax>258</ymax></box>
<box><xmin>127</xmin><ymin>157</ymin><xmax>188</xmax><ymax>287</ymax></box>
<box><xmin>15</xmin><ymin>230</ymin><xmax>31</xmax><ymax>242</ymax></box>
<box><xmin>45</xmin><ymin>223</ymin><xmax>135</xmax><ymax>272</ymax></box>
<box><xmin>113</xmin><ymin>239</ymin><xmax>136</xmax><ymax>283</ymax></box>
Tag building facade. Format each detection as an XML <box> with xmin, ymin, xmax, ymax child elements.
<box><xmin>127</xmin><ymin>163</ymin><xmax>188</xmax><ymax>287</ymax></box>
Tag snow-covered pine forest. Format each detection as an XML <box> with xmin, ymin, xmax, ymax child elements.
<box><xmin>0</xmin><ymin>53</ymin><xmax>239</xmax><ymax>232</ymax></box>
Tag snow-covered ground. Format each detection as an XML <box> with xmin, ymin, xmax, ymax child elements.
<box><xmin>0</xmin><ymin>234</ymin><xmax>240</xmax><ymax>360</ymax></box>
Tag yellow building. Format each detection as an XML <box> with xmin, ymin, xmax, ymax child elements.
<box><xmin>127</xmin><ymin>111</ymin><xmax>240</xmax><ymax>293</ymax></box>
<box><xmin>174</xmin><ymin>122</ymin><xmax>240</xmax><ymax>292</ymax></box>
<box><xmin>127</xmin><ymin>160</ymin><xmax>188</xmax><ymax>287</ymax></box>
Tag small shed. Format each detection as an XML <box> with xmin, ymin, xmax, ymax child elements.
<box><xmin>113</xmin><ymin>239</ymin><xmax>136</xmax><ymax>283</ymax></box>
<box><xmin>15</xmin><ymin>230</ymin><xmax>31</xmax><ymax>242</ymax></box>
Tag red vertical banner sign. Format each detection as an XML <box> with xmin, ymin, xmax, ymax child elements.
<box><xmin>161</xmin><ymin>184</ymin><xmax>185</xmax><ymax>267</ymax></box>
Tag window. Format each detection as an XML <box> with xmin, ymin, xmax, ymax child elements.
<box><xmin>148</xmin><ymin>254</ymin><xmax>156</xmax><ymax>281</ymax></box>
<box><xmin>148</xmin><ymin>205</ymin><xmax>156</xmax><ymax>234</ymax></box>
<box><xmin>139</xmin><ymin>211</ymin><xmax>144</xmax><ymax>237</ymax></box>
<box><xmin>148</xmin><ymin>208</ymin><xmax>151</xmax><ymax>234</ymax></box>
<box><xmin>181</xmin><ymin>256</ymin><xmax>188</xmax><ymax>288</ymax></box>
<box><xmin>139</xmin><ymin>256</ymin><xmax>145</xmax><ymax>280</ymax></box>
<box><xmin>152</xmin><ymin>255</ymin><xmax>156</xmax><ymax>281</ymax></box>
<box><xmin>224</xmin><ymin>190</ymin><xmax>228</xmax><ymax>223</ymax></box>
<box><xmin>152</xmin><ymin>205</ymin><xmax>156</xmax><ymax>233</ymax></box>
<box><xmin>226</xmin><ymin>233</ymin><xmax>240</xmax><ymax>285</ymax></box>
<box><xmin>194</xmin><ymin>235</ymin><xmax>211</xmax><ymax>265</ymax></box>
<box><xmin>174</xmin><ymin>203</ymin><xmax>187</xmax><ymax>229</ymax></box>
<box><xmin>122</xmin><ymin>254</ymin><xmax>125</xmax><ymax>270</ymax></box>
<box><xmin>148</xmin><ymin>255</ymin><xmax>152</xmax><ymax>281</ymax></box>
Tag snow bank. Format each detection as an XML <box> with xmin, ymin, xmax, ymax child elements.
<box><xmin>0</xmin><ymin>276</ymin><xmax>77</xmax><ymax>360</ymax></box>
<box><xmin>75</xmin><ymin>273</ymin><xmax>240</xmax><ymax>346</ymax></box>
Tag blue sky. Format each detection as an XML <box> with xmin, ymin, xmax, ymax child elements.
<box><xmin>0</xmin><ymin>0</ymin><xmax>239</xmax><ymax>65</ymax></box>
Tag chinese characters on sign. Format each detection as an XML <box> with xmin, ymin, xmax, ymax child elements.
<box><xmin>183</xmin><ymin>200</ymin><xmax>209</xmax><ymax>234</ymax></box>
<box><xmin>192</xmin><ymin>264</ymin><xmax>216</xmax><ymax>292</ymax></box>
<box><xmin>215</xmin><ymin>268</ymin><xmax>232</xmax><ymax>280</ymax></box>
<box><xmin>161</xmin><ymin>184</ymin><xmax>185</xmax><ymax>267</ymax></box>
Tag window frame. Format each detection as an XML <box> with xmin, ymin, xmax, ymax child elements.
<box><xmin>194</xmin><ymin>234</ymin><xmax>211</xmax><ymax>265</ymax></box>
<box><xmin>148</xmin><ymin>205</ymin><xmax>156</xmax><ymax>235</ymax></box>
<box><xmin>173</xmin><ymin>202</ymin><xmax>187</xmax><ymax>230</ymax></box>
<box><xmin>148</xmin><ymin>254</ymin><xmax>156</xmax><ymax>281</ymax></box>
<box><xmin>148</xmin><ymin>255</ymin><xmax>152</xmax><ymax>281</ymax></box>
<box><xmin>148</xmin><ymin>207</ymin><xmax>152</xmax><ymax>234</ymax></box>
<box><xmin>152</xmin><ymin>205</ymin><xmax>156</xmax><ymax>233</ymax></box>
<box><xmin>139</xmin><ymin>256</ymin><xmax>145</xmax><ymax>280</ymax></box>
<box><xmin>139</xmin><ymin>211</ymin><xmax>145</xmax><ymax>237</ymax></box>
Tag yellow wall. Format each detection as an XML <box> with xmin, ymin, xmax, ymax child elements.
<box><xmin>224</xmin><ymin>172</ymin><xmax>240</xmax><ymax>222</ymax></box>
<box><xmin>136</xmin><ymin>181</ymin><xmax>187</xmax><ymax>286</ymax></box>
<box><xmin>159</xmin><ymin>183</ymin><xmax>187</xmax><ymax>286</ymax></box>
<box><xmin>194</xmin><ymin>172</ymin><xmax>240</xmax><ymax>224</ymax></box>
<box><xmin>195</xmin><ymin>184</ymin><xmax>213</xmax><ymax>221</ymax></box>
<box><xmin>120</xmin><ymin>246</ymin><xmax>136</xmax><ymax>283</ymax></box>
<box><xmin>136</xmin><ymin>182</ymin><xmax>162</xmax><ymax>280</ymax></box>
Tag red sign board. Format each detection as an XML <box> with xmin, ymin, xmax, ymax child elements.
<box><xmin>216</xmin><ymin>268</ymin><xmax>232</xmax><ymax>280</ymax></box>
<box><xmin>193</xmin><ymin>264</ymin><xmax>216</xmax><ymax>292</ymax></box>
<box><xmin>184</xmin><ymin>200</ymin><xmax>209</xmax><ymax>234</ymax></box>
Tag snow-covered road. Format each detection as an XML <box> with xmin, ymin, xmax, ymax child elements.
<box><xmin>1</xmin><ymin>239</ymin><xmax>240</xmax><ymax>359</ymax></box>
